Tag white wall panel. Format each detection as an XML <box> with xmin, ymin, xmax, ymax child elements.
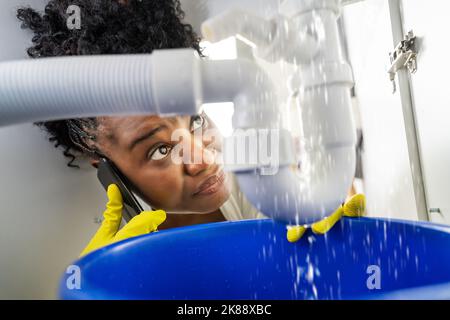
<box><xmin>0</xmin><ymin>0</ymin><xmax>105</xmax><ymax>299</ymax></box>
<box><xmin>401</xmin><ymin>0</ymin><xmax>450</xmax><ymax>224</ymax></box>
<box><xmin>343</xmin><ymin>0</ymin><xmax>419</xmax><ymax>220</ymax></box>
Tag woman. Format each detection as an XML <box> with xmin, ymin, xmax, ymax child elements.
<box><xmin>18</xmin><ymin>0</ymin><xmax>268</xmax><ymax>255</ymax></box>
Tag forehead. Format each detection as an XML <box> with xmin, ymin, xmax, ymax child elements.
<box><xmin>98</xmin><ymin>115</ymin><xmax>184</xmax><ymax>142</ymax></box>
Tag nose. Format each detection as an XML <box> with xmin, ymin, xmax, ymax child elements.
<box><xmin>184</xmin><ymin>133</ymin><xmax>216</xmax><ymax>176</ymax></box>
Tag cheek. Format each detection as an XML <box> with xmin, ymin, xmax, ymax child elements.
<box><xmin>136</xmin><ymin>166</ymin><xmax>185</xmax><ymax>208</ymax></box>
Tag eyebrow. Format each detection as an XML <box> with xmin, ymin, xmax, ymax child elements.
<box><xmin>128</xmin><ymin>125</ymin><xmax>166</xmax><ymax>151</ymax></box>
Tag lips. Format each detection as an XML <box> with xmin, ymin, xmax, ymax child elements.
<box><xmin>193</xmin><ymin>170</ymin><xmax>226</xmax><ymax>196</ymax></box>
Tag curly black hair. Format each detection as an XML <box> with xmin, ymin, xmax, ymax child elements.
<box><xmin>17</xmin><ymin>0</ymin><xmax>202</xmax><ymax>167</ymax></box>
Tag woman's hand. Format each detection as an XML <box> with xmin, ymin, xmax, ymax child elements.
<box><xmin>286</xmin><ymin>194</ymin><xmax>366</xmax><ymax>243</ymax></box>
<box><xmin>80</xmin><ymin>184</ymin><xmax>166</xmax><ymax>257</ymax></box>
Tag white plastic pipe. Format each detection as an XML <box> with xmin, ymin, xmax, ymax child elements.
<box><xmin>0</xmin><ymin>51</ymin><xmax>202</xmax><ymax>127</ymax></box>
<box><xmin>0</xmin><ymin>50</ymin><xmax>281</xmax><ymax>129</ymax></box>
<box><xmin>235</xmin><ymin>83</ymin><xmax>356</xmax><ymax>224</ymax></box>
<box><xmin>200</xmin><ymin>58</ymin><xmax>279</xmax><ymax>129</ymax></box>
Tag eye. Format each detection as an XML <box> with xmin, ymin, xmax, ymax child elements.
<box><xmin>148</xmin><ymin>144</ymin><xmax>172</xmax><ymax>161</ymax></box>
<box><xmin>190</xmin><ymin>114</ymin><xmax>207</xmax><ymax>132</ymax></box>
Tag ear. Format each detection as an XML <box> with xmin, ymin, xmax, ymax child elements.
<box><xmin>90</xmin><ymin>158</ymin><xmax>100</xmax><ymax>169</ymax></box>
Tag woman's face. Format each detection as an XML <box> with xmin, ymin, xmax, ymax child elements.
<box><xmin>93</xmin><ymin>114</ymin><xmax>231</xmax><ymax>214</ymax></box>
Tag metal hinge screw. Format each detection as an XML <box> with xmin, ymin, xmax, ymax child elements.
<box><xmin>388</xmin><ymin>30</ymin><xmax>418</xmax><ymax>93</ymax></box>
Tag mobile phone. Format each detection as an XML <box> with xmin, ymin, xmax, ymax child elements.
<box><xmin>97</xmin><ymin>158</ymin><xmax>144</xmax><ymax>222</ymax></box>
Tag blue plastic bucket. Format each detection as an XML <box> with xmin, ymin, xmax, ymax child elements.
<box><xmin>59</xmin><ymin>217</ymin><xmax>450</xmax><ymax>299</ymax></box>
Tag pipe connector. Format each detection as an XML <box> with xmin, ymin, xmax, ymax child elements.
<box><xmin>200</xmin><ymin>57</ymin><xmax>296</xmax><ymax>174</ymax></box>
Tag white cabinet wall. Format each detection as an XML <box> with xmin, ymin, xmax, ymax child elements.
<box><xmin>343</xmin><ymin>0</ymin><xmax>420</xmax><ymax>221</ymax></box>
<box><xmin>401</xmin><ymin>0</ymin><xmax>450</xmax><ymax>224</ymax></box>
<box><xmin>343</xmin><ymin>0</ymin><xmax>450</xmax><ymax>224</ymax></box>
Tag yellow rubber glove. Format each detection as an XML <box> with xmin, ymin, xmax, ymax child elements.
<box><xmin>286</xmin><ymin>194</ymin><xmax>366</xmax><ymax>243</ymax></box>
<box><xmin>80</xmin><ymin>184</ymin><xmax>166</xmax><ymax>257</ymax></box>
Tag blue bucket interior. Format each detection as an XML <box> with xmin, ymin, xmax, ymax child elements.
<box><xmin>60</xmin><ymin>217</ymin><xmax>450</xmax><ymax>299</ymax></box>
